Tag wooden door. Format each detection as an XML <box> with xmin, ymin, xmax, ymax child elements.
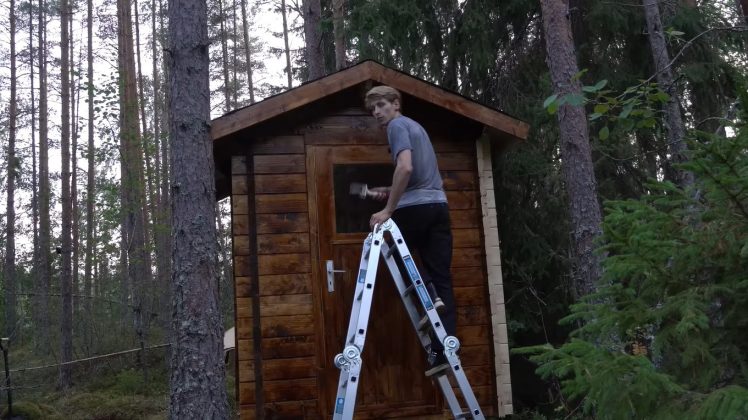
<box><xmin>308</xmin><ymin>145</ymin><xmax>442</xmax><ymax>418</ymax></box>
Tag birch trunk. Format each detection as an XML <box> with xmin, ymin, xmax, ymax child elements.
<box><xmin>332</xmin><ymin>0</ymin><xmax>345</xmax><ymax>70</ymax></box>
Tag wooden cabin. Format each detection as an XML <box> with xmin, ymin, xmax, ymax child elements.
<box><xmin>211</xmin><ymin>60</ymin><xmax>530</xmax><ymax>419</ymax></box>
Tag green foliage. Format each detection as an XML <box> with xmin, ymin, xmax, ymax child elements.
<box><xmin>519</xmin><ymin>96</ymin><xmax>748</xmax><ymax>417</ymax></box>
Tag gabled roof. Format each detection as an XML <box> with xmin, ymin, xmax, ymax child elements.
<box><xmin>210</xmin><ymin>60</ymin><xmax>530</xmax><ymax>142</ymax></box>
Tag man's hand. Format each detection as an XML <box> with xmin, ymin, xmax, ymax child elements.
<box><xmin>370</xmin><ymin>208</ymin><xmax>393</xmax><ymax>230</ymax></box>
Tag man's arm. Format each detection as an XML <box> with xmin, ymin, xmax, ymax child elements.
<box><xmin>370</xmin><ymin>150</ymin><xmax>412</xmax><ymax>228</ymax></box>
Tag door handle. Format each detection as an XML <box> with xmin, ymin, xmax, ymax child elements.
<box><xmin>326</xmin><ymin>260</ymin><xmax>346</xmax><ymax>293</ymax></box>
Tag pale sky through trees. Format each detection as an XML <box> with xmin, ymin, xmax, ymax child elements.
<box><xmin>0</xmin><ymin>0</ymin><xmax>303</xmax><ymax>256</ymax></box>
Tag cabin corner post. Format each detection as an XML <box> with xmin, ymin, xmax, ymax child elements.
<box><xmin>231</xmin><ymin>155</ymin><xmax>264</xmax><ymax>419</ymax></box>
<box><xmin>476</xmin><ymin>137</ymin><xmax>513</xmax><ymax>417</ymax></box>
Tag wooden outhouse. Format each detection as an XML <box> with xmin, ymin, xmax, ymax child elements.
<box><xmin>212</xmin><ymin>60</ymin><xmax>529</xmax><ymax>419</ymax></box>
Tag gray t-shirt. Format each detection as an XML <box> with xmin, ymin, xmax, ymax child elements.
<box><xmin>387</xmin><ymin>115</ymin><xmax>447</xmax><ymax>209</ymax></box>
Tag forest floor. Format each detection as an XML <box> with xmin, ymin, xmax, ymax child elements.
<box><xmin>1</xmin><ymin>345</ymin><xmax>238</xmax><ymax>420</ymax></box>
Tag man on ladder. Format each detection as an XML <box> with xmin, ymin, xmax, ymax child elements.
<box><xmin>366</xmin><ymin>85</ymin><xmax>456</xmax><ymax>372</ymax></box>
<box><xmin>332</xmin><ymin>86</ymin><xmax>484</xmax><ymax>419</ymax></box>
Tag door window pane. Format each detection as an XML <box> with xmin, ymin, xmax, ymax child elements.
<box><xmin>333</xmin><ymin>164</ymin><xmax>394</xmax><ymax>233</ymax></box>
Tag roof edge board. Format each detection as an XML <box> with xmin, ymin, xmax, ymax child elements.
<box><xmin>370</xmin><ymin>65</ymin><xmax>529</xmax><ymax>141</ymax></box>
<box><xmin>211</xmin><ymin>62</ymin><xmax>375</xmax><ymax>140</ymax></box>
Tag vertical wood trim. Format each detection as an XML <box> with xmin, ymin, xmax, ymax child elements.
<box><xmin>233</xmin><ymin>155</ymin><xmax>264</xmax><ymax>418</ymax></box>
<box><xmin>476</xmin><ymin>136</ymin><xmax>513</xmax><ymax>417</ymax></box>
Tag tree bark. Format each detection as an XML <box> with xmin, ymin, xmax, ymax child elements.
<box><xmin>281</xmin><ymin>0</ymin><xmax>293</xmax><ymax>88</ymax></box>
<box><xmin>38</xmin><ymin>0</ymin><xmax>52</xmax><ymax>351</ymax></box>
<box><xmin>302</xmin><ymin>0</ymin><xmax>324</xmax><ymax>80</ymax></box>
<box><xmin>59</xmin><ymin>0</ymin><xmax>74</xmax><ymax>388</ymax></box>
<box><xmin>29</xmin><ymin>0</ymin><xmax>40</xmax><ymax>346</ymax></box>
<box><xmin>540</xmin><ymin>0</ymin><xmax>603</xmax><ymax>299</ymax></box>
<box><xmin>167</xmin><ymin>0</ymin><xmax>229</xmax><ymax>415</ymax></box>
<box><xmin>84</xmin><ymin>0</ymin><xmax>96</xmax><ymax>355</ymax></box>
<box><xmin>118</xmin><ymin>0</ymin><xmax>150</xmax><ymax>375</ymax></box>
<box><xmin>4</xmin><ymin>0</ymin><xmax>18</xmax><ymax>342</ymax></box>
<box><xmin>232</xmin><ymin>0</ymin><xmax>238</xmax><ymax>107</ymax></box>
<box><xmin>738</xmin><ymin>0</ymin><xmax>748</xmax><ymax>55</ymax></box>
<box><xmin>240</xmin><ymin>0</ymin><xmax>255</xmax><ymax>102</ymax></box>
<box><xmin>332</xmin><ymin>0</ymin><xmax>345</xmax><ymax>70</ymax></box>
<box><xmin>70</xmin><ymin>11</ymin><xmax>81</xmax><ymax>316</ymax></box>
<box><xmin>642</xmin><ymin>0</ymin><xmax>693</xmax><ymax>188</ymax></box>
<box><xmin>219</xmin><ymin>0</ymin><xmax>232</xmax><ymax>111</ymax></box>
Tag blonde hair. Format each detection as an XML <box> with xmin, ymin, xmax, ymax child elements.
<box><xmin>365</xmin><ymin>86</ymin><xmax>401</xmax><ymax>111</ymax></box>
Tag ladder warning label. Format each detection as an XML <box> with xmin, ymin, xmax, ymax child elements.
<box><xmin>403</xmin><ymin>256</ymin><xmax>421</xmax><ymax>282</ymax></box>
<box><xmin>358</xmin><ymin>269</ymin><xmax>367</xmax><ymax>283</ymax></box>
<box><xmin>335</xmin><ymin>397</ymin><xmax>345</xmax><ymax>414</ymax></box>
<box><xmin>416</xmin><ymin>285</ymin><xmax>434</xmax><ymax>310</ymax></box>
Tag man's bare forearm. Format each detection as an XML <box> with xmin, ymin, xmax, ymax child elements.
<box><xmin>385</xmin><ymin>163</ymin><xmax>411</xmax><ymax>212</ymax></box>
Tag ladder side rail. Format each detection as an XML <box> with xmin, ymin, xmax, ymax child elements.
<box><xmin>386</xmin><ymin>222</ymin><xmax>451</xmax><ymax>347</ymax></box>
<box><xmin>380</xmin><ymin>241</ymin><xmax>433</xmax><ymax>349</ymax></box>
<box><xmin>350</xmin><ymin>229</ymin><xmax>385</xmax><ymax>351</ymax></box>
<box><xmin>342</xmin><ymin>236</ymin><xmax>374</xmax><ymax>345</ymax></box>
<box><xmin>435</xmin><ymin>374</ymin><xmax>465</xmax><ymax>417</ymax></box>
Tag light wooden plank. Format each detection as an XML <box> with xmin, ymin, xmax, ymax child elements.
<box><xmin>257</xmin><ymin>212</ymin><xmax>309</xmax><ymax>234</ymax></box>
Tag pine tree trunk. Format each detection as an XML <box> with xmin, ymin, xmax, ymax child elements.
<box><xmin>281</xmin><ymin>0</ymin><xmax>293</xmax><ymax>88</ymax></box>
<box><xmin>118</xmin><ymin>0</ymin><xmax>150</xmax><ymax>377</ymax></box>
<box><xmin>332</xmin><ymin>0</ymin><xmax>345</xmax><ymax>70</ymax></box>
<box><xmin>232</xmin><ymin>0</ymin><xmax>238</xmax><ymax>107</ymax></box>
<box><xmin>302</xmin><ymin>0</ymin><xmax>324</xmax><ymax>80</ymax></box>
<box><xmin>59</xmin><ymin>0</ymin><xmax>74</xmax><ymax>388</ymax></box>
<box><xmin>29</xmin><ymin>0</ymin><xmax>40</xmax><ymax>346</ymax></box>
<box><xmin>4</xmin><ymin>0</ymin><xmax>18</xmax><ymax>342</ymax></box>
<box><xmin>219</xmin><ymin>0</ymin><xmax>232</xmax><ymax>111</ymax></box>
<box><xmin>540</xmin><ymin>0</ymin><xmax>603</xmax><ymax>299</ymax></box>
<box><xmin>38</xmin><ymin>0</ymin><xmax>52</xmax><ymax>351</ymax></box>
<box><xmin>159</xmin><ymin>0</ymin><xmax>173</xmax><ymax>331</ymax></box>
<box><xmin>70</xmin><ymin>12</ymin><xmax>81</xmax><ymax>316</ymax></box>
<box><xmin>240</xmin><ymin>0</ymin><xmax>255</xmax><ymax>103</ymax></box>
<box><xmin>642</xmin><ymin>0</ymin><xmax>693</xmax><ymax>188</ymax></box>
<box><xmin>167</xmin><ymin>0</ymin><xmax>229</xmax><ymax>414</ymax></box>
<box><xmin>737</xmin><ymin>0</ymin><xmax>748</xmax><ymax>57</ymax></box>
<box><xmin>84</xmin><ymin>0</ymin><xmax>96</xmax><ymax>355</ymax></box>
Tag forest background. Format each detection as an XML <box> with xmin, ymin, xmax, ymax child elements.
<box><xmin>0</xmin><ymin>0</ymin><xmax>747</xmax><ymax>418</ymax></box>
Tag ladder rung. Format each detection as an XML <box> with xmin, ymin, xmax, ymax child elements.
<box><xmin>424</xmin><ymin>363</ymin><xmax>450</xmax><ymax>377</ymax></box>
<box><xmin>384</xmin><ymin>245</ymin><xmax>396</xmax><ymax>259</ymax></box>
<box><xmin>403</xmin><ymin>284</ymin><xmax>415</xmax><ymax>296</ymax></box>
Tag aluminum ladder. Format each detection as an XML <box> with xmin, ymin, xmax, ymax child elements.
<box><xmin>332</xmin><ymin>219</ymin><xmax>485</xmax><ymax>420</ymax></box>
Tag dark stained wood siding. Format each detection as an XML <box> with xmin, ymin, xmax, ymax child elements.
<box><xmin>230</xmin><ymin>104</ymin><xmax>499</xmax><ymax>418</ymax></box>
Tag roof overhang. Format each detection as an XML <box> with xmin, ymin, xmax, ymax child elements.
<box><xmin>210</xmin><ymin>60</ymin><xmax>530</xmax><ymax>143</ymax></box>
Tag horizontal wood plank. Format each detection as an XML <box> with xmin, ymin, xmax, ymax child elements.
<box><xmin>446</xmin><ymin>190</ymin><xmax>479</xmax><ymax>209</ymax></box>
<box><xmin>256</xmin><ymin>193</ymin><xmax>308</xmax><ymax>214</ymax></box>
<box><xmin>254</xmin><ymin>154</ymin><xmax>306</xmax><ymax>174</ymax></box>
<box><xmin>262</xmin><ymin>314</ymin><xmax>315</xmax><ymax>337</ymax></box>
<box><xmin>453</xmin><ymin>228</ymin><xmax>482</xmax><ymax>248</ymax></box>
<box><xmin>450</xmin><ymin>208</ymin><xmax>480</xmax><ymax>229</ymax></box>
<box><xmin>259</xmin><ymin>294</ymin><xmax>313</xmax><ymax>317</ymax></box>
<box><xmin>232</xmin><ymin>213</ymin><xmax>250</xmax><ymax>235</ymax></box>
<box><xmin>238</xmin><ymin>338</ymin><xmax>253</xmax><ymax>360</ymax></box>
<box><xmin>258</xmin><ymin>253</ymin><xmax>311</xmax><ymax>275</ymax></box>
<box><xmin>255</xmin><ymin>173</ymin><xmax>307</xmax><ymax>194</ymax></box>
<box><xmin>232</xmin><ymin>195</ymin><xmax>248</xmax><ymax>215</ymax></box>
<box><xmin>259</xmin><ymin>273</ymin><xmax>311</xmax><ymax>296</ymax></box>
<box><xmin>451</xmin><ymin>266</ymin><xmax>487</xmax><ymax>287</ymax></box>
<box><xmin>441</xmin><ymin>170</ymin><xmax>477</xmax><ymax>191</ymax></box>
<box><xmin>264</xmin><ymin>378</ymin><xmax>318</xmax><ymax>403</ymax></box>
<box><xmin>456</xmin><ymin>305</ymin><xmax>490</xmax><ymax>326</ymax></box>
<box><xmin>236</xmin><ymin>318</ymin><xmax>254</xmax><ymax>339</ymax></box>
<box><xmin>257</xmin><ymin>233</ymin><xmax>310</xmax><ymax>254</ymax></box>
<box><xmin>233</xmin><ymin>235</ymin><xmax>250</xmax><ymax>256</ymax></box>
<box><xmin>257</xmin><ymin>212</ymin><xmax>309</xmax><ymax>234</ymax></box>
<box><xmin>264</xmin><ymin>398</ymin><xmax>319</xmax><ymax>417</ymax></box>
<box><xmin>437</xmin><ymin>152</ymin><xmax>477</xmax><ymax>171</ymax></box>
<box><xmin>262</xmin><ymin>335</ymin><xmax>315</xmax><ymax>359</ymax></box>
<box><xmin>251</xmin><ymin>136</ymin><xmax>305</xmax><ymax>154</ymax></box>
<box><xmin>232</xmin><ymin>175</ymin><xmax>248</xmax><ymax>194</ymax></box>
<box><xmin>453</xmin><ymin>247</ymin><xmax>484</xmax><ymax>267</ymax></box>
<box><xmin>261</xmin><ymin>357</ymin><xmax>316</xmax><ymax>381</ymax></box>
<box><xmin>454</xmin><ymin>286</ymin><xmax>489</xmax><ymax>307</ymax></box>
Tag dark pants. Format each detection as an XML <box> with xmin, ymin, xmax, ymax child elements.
<box><xmin>392</xmin><ymin>202</ymin><xmax>456</xmax><ymax>352</ymax></box>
